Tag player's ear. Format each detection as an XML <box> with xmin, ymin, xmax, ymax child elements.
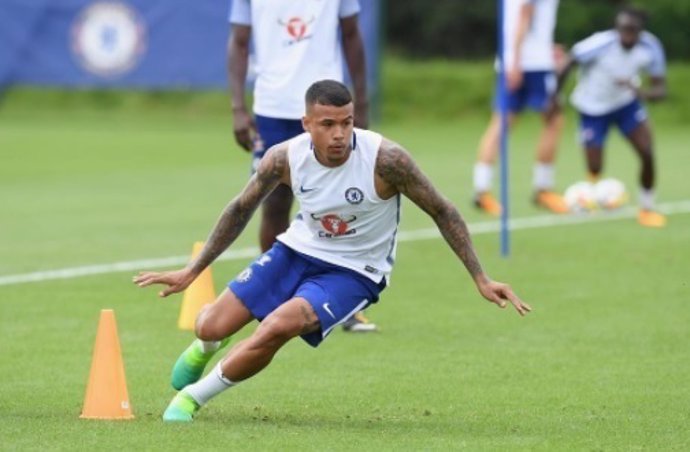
<box><xmin>302</xmin><ymin>115</ymin><xmax>310</xmax><ymax>132</ymax></box>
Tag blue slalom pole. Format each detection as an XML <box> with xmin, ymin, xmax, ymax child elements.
<box><xmin>497</xmin><ymin>0</ymin><xmax>510</xmax><ymax>257</ymax></box>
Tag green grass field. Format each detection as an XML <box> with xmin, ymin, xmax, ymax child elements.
<box><xmin>1</xmin><ymin>85</ymin><xmax>690</xmax><ymax>450</ymax></box>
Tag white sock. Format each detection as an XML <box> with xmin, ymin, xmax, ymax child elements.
<box><xmin>639</xmin><ymin>188</ymin><xmax>655</xmax><ymax>210</ymax></box>
<box><xmin>533</xmin><ymin>163</ymin><xmax>555</xmax><ymax>191</ymax></box>
<box><xmin>197</xmin><ymin>339</ymin><xmax>222</xmax><ymax>355</ymax></box>
<box><xmin>184</xmin><ymin>362</ymin><xmax>237</xmax><ymax>406</ymax></box>
<box><xmin>473</xmin><ymin>162</ymin><xmax>493</xmax><ymax>193</ymax></box>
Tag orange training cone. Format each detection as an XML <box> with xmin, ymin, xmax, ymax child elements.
<box><xmin>178</xmin><ymin>241</ymin><xmax>216</xmax><ymax>330</ymax></box>
<box><xmin>80</xmin><ymin>309</ymin><xmax>134</xmax><ymax>420</ymax></box>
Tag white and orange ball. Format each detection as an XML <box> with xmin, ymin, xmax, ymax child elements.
<box><xmin>594</xmin><ymin>178</ymin><xmax>628</xmax><ymax>210</ymax></box>
<box><xmin>564</xmin><ymin>181</ymin><xmax>597</xmax><ymax>213</ymax></box>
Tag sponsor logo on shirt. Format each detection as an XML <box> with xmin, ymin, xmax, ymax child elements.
<box><xmin>311</xmin><ymin>213</ymin><xmax>357</xmax><ymax>238</ymax></box>
<box><xmin>277</xmin><ymin>16</ymin><xmax>315</xmax><ymax>45</ymax></box>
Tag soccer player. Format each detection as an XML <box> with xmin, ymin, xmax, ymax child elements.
<box><xmin>228</xmin><ymin>0</ymin><xmax>375</xmax><ymax>331</ymax></box>
<box><xmin>134</xmin><ymin>80</ymin><xmax>531</xmax><ymax>422</ymax></box>
<box><xmin>554</xmin><ymin>7</ymin><xmax>668</xmax><ymax>227</ymax></box>
<box><xmin>473</xmin><ymin>0</ymin><xmax>567</xmax><ymax>215</ymax></box>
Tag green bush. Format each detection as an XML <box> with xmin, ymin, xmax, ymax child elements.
<box><xmin>385</xmin><ymin>0</ymin><xmax>690</xmax><ymax>60</ymax></box>
<box><xmin>380</xmin><ymin>57</ymin><xmax>690</xmax><ymax>124</ymax></box>
<box><xmin>4</xmin><ymin>58</ymin><xmax>690</xmax><ymax>125</ymax></box>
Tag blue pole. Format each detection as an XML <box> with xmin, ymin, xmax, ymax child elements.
<box><xmin>497</xmin><ymin>0</ymin><xmax>510</xmax><ymax>257</ymax></box>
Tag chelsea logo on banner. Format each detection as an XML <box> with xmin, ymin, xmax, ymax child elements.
<box><xmin>71</xmin><ymin>2</ymin><xmax>146</xmax><ymax>77</ymax></box>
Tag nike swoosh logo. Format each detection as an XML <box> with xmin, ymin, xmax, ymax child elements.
<box><xmin>300</xmin><ymin>185</ymin><xmax>316</xmax><ymax>193</ymax></box>
<box><xmin>323</xmin><ymin>303</ymin><xmax>336</xmax><ymax>319</ymax></box>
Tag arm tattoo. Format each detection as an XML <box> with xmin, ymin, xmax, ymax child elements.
<box><xmin>189</xmin><ymin>146</ymin><xmax>288</xmax><ymax>274</ymax></box>
<box><xmin>376</xmin><ymin>141</ymin><xmax>485</xmax><ymax>280</ymax></box>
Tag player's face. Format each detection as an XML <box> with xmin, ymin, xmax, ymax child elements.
<box><xmin>303</xmin><ymin>102</ymin><xmax>355</xmax><ymax>167</ymax></box>
<box><xmin>616</xmin><ymin>14</ymin><xmax>643</xmax><ymax>50</ymax></box>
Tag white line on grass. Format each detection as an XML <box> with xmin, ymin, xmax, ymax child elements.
<box><xmin>2</xmin><ymin>200</ymin><xmax>689</xmax><ymax>287</ymax></box>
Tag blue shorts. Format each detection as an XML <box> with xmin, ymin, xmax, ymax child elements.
<box><xmin>252</xmin><ymin>115</ymin><xmax>304</xmax><ymax>171</ymax></box>
<box><xmin>579</xmin><ymin>100</ymin><xmax>648</xmax><ymax>149</ymax></box>
<box><xmin>228</xmin><ymin>242</ymin><xmax>385</xmax><ymax>347</ymax></box>
<box><xmin>494</xmin><ymin>70</ymin><xmax>556</xmax><ymax>113</ymax></box>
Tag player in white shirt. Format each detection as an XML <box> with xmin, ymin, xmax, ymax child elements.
<box><xmin>473</xmin><ymin>0</ymin><xmax>568</xmax><ymax>216</ymax></box>
<box><xmin>553</xmin><ymin>7</ymin><xmax>668</xmax><ymax>227</ymax></box>
<box><xmin>228</xmin><ymin>0</ymin><xmax>374</xmax><ymax>330</ymax></box>
<box><xmin>134</xmin><ymin>80</ymin><xmax>531</xmax><ymax>422</ymax></box>
<box><xmin>228</xmin><ymin>0</ymin><xmax>367</xmax><ymax>248</ymax></box>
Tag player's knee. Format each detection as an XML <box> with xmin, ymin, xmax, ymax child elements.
<box><xmin>548</xmin><ymin>112</ymin><xmax>565</xmax><ymax>128</ymax></box>
<box><xmin>195</xmin><ymin>310</ymin><xmax>225</xmax><ymax>341</ymax></box>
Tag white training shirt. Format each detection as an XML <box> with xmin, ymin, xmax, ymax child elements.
<box><xmin>229</xmin><ymin>0</ymin><xmax>360</xmax><ymax>119</ymax></box>
<box><xmin>570</xmin><ymin>30</ymin><xmax>666</xmax><ymax>116</ymax></box>
<box><xmin>277</xmin><ymin>128</ymin><xmax>400</xmax><ymax>284</ymax></box>
<box><xmin>502</xmin><ymin>0</ymin><xmax>559</xmax><ymax>71</ymax></box>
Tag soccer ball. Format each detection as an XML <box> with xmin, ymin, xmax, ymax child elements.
<box><xmin>564</xmin><ymin>181</ymin><xmax>597</xmax><ymax>213</ymax></box>
<box><xmin>594</xmin><ymin>178</ymin><xmax>628</xmax><ymax>210</ymax></box>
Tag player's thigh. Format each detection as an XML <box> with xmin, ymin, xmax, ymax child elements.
<box><xmin>618</xmin><ymin>102</ymin><xmax>652</xmax><ymax>153</ymax></box>
<box><xmin>252</xmin><ymin>116</ymin><xmax>303</xmax><ymax>173</ymax></box>
<box><xmin>623</xmin><ymin>119</ymin><xmax>652</xmax><ymax>154</ymax></box>
<box><xmin>255</xmin><ymin>115</ymin><xmax>303</xmax><ymax>150</ymax></box>
<box><xmin>255</xmin><ymin>297</ymin><xmax>320</xmax><ymax>343</ymax></box>
<box><xmin>625</xmin><ymin>121</ymin><xmax>653</xmax><ymax>155</ymax></box>
<box><xmin>524</xmin><ymin>71</ymin><xmax>553</xmax><ymax>112</ymax></box>
<box><xmin>196</xmin><ymin>288</ymin><xmax>255</xmax><ymax>339</ymax></box>
<box><xmin>579</xmin><ymin>112</ymin><xmax>610</xmax><ymax>151</ymax></box>
<box><xmin>295</xmin><ymin>272</ymin><xmax>381</xmax><ymax>347</ymax></box>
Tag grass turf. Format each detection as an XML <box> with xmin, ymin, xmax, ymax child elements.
<box><xmin>1</xmin><ymin>98</ymin><xmax>689</xmax><ymax>450</ymax></box>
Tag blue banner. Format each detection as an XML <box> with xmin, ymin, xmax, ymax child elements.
<box><xmin>0</xmin><ymin>0</ymin><xmax>380</xmax><ymax>90</ymax></box>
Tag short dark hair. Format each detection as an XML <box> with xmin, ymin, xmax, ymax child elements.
<box><xmin>618</xmin><ymin>6</ymin><xmax>648</xmax><ymax>27</ymax></box>
<box><xmin>305</xmin><ymin>80</ymin><xmax>352</xmax><ymax>108</ymax></box>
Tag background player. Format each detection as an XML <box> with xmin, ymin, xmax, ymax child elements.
<box><xmin>554</xmin><ymin>7</ymin><xmax>668</xmax><ymax>227</ymax></box>
<box><xmin>228</xmin><ymin>0</ymin><xmax>375</xmax><ymax>330</ymax></box>
<box><xmin>473</xmin><ymin>0</ymin><xmax>567</xmax><ymax>215</ymax></box>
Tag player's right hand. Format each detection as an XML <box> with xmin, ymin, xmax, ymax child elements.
<box><xmin>507</xmin><ymin>67</ymin><xmax>524</xmax><ymax>92</ymax></box>
<box><xmin>233</xmin><ymin>108</ymin><xmax>256</xmax><ymax>152</ymax></box>
<box><xmin>133</xmin><ymin>268</ymin><xmax>197</xmax><ymax>298</ymax></box>
<box><xmin>477</xmin><ymin>279</ymin><xmax>532</xmax><ymax>316</ymax></box>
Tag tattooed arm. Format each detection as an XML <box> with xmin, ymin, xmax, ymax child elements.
<box><xmin>134</xmin><ymin>144</ymin><xmax>290</xmax><ymax>297</ymax></box>
<box><xmin>375</xmin><ymin>139</ymin><xmax>531</xmax><ymax>316</ymax></box>
<box><xmin>376</xmin><ymin>139</ymin><xmax>484</xmax><ymax>280</ymax></box>
<box><xmin>189</xmin><ymin>144</ymin><xmax>289</xmax><ymax>274</ymax></box>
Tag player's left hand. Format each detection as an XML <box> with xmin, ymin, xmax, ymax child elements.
<box><xmin>133</xmin><ymin>268</ymin><xmax>197</xmax><ymax>298</ymax></box>
<box><xmin>477</xmin><ymin>279</ymin><xmax>532</xmax><ymax>316</ymax></box>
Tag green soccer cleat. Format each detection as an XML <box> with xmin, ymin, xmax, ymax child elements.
<box><xmin>162</xmin><ymin>392</ymin><xmax>200</xmax><ymax>422</ymax></box>
<box><xmin>171</xmin><ymin>338</ymin><xmax>229</xmax><ymax>390</ymax></box>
